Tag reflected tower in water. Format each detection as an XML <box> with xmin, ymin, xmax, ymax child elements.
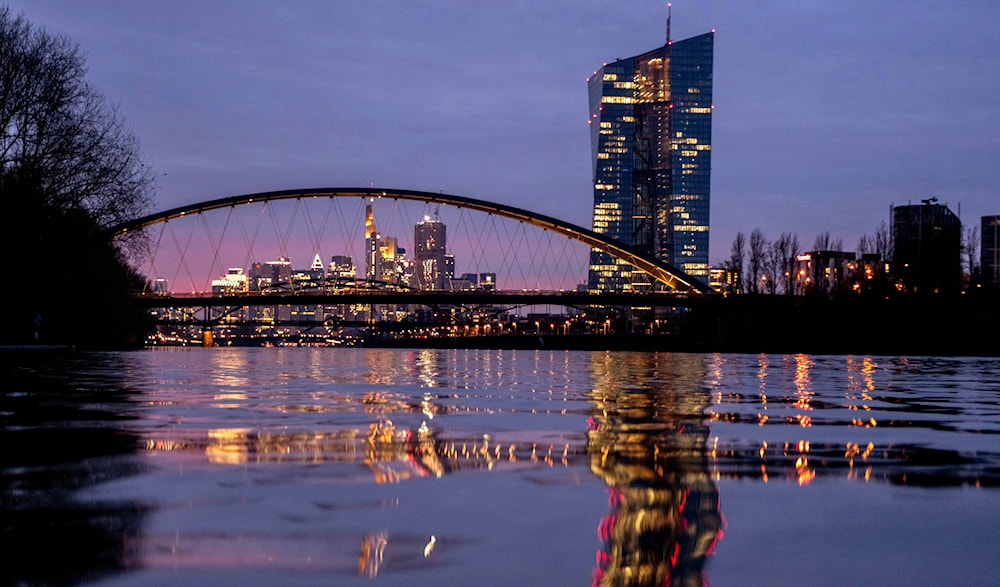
<box><xmin>587</xmin><ymin>352</ymin><xmax>722</xmax><ymax>587</ymax></box>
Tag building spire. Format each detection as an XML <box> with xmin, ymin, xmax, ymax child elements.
<box><xmin>666</xmin><ymin>2</ymin><xmax>672</xmax><ymax>44</ymax></box>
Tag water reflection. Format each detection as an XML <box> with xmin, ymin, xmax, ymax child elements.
<box><xmin>0</xmin><ymin>351</ymin><xmax>145</xmax><ymax>586</ymax></box>
<box><xmin>707</xmin><ymin>354</ymin><xmax>1000</xmax><ymax>487</ymax></box>
<box><xmin>586</xmin><ymin>352</ymin><xmax>723</xmax><ymax>587</ymax></box>
<box><xmin>8</xmin><ymin>349</ymin><xmax>999</xmax><ymax>585</ymax></box>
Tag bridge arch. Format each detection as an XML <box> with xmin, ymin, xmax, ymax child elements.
<box><xmin>112</xmin><ymin>187</ymin><xmax>712</xmax><ymax>294</ymax></box>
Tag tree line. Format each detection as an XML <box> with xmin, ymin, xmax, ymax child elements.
<box><xmin>720</xmin><ymin>220</ymin><xmax>985</xmax><ymax>297</ymax></box>
<box><xmin>722</xmin><ymin>224</ymin><xmax>881</xmax><ymax>295</ymax></box>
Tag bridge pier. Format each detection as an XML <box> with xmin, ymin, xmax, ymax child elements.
<box><xmin>201</xmin><ymin>326</ymin><xmax>214</xmax><ymax>347</ymax></box>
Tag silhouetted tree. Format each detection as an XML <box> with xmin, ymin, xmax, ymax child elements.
<box><xmin>0</xmin><ymin>8</ymin><xmax>154</xmax><ymax>346</ymax></box>
<box><xmin>857</xmin><ymin>234</ymin><xmax>873</xmax><ymax>255</ymax></box>
<box><xmin>729</xmin><ymin>232</ymin><xmax>746</xmax><ymax>294</ymax></box>
<box><xmin>771</xmin><ymin>232</ymin><xmax>799</xmax><ymax>294</ymax></box>
<box><xmin>964</xmin><ymin>225</ymin><xmax>980</xmax><ymax>279</ymax></box>
<box><xmin>812</xmin><ymin>231</ymin><xmax>842</xmax><ymax>252</ymax></box>
<box><xmin>748</xmin><ymin>229</ymin><xmax>767</xmax><ymax>294</ymax></box>
<box><xmin>858</xmin><ymin>221</ymin><xmax>892</xmax><ymax>261</ymax></box>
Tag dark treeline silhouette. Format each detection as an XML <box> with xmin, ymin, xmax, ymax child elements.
<box><xmin>675</xmin><ymin>292</ymin><xmax>1000</xmax><ymax>357</ymax></box>
<box><xmin>0</xmin><ymin>8</ymin><xmax>154</xmax><ymax>347</ymax></box>
<box><xmin>694</xmin><ymin>224</ymin><xmax>999</xmax><ymax>356</ymax></box>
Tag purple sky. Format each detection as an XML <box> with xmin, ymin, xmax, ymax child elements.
<box><xmin>9</xmin><ymin>0</ymin><xmax>1000</xmax><ymax>264</ymax></box>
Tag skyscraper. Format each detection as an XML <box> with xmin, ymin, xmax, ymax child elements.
<box><xmin>414</xmin><ymin>214</ymin><xmax>447</xmax><ymax>290</ymax></box>
<box><xmin>588</xmin><ymin>14</ymin><xmax>713</xmax><ymax>291</ymax></box>
<box><xmin>364</xmin><ymin>203</ymin><xmax>408</xmax><ymax>286</ymax></box>
<box><xmin>365</xmin><ymin>203</ymin><xmax>379</xmax><ymax>283</ymax></box>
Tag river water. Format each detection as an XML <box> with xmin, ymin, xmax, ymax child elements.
<box><xmin>3</xmin><ymin>348</ymin><xmax>999</xmax><ymax>586</ymax></box>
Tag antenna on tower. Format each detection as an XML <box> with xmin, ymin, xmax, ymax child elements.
<box><xmin>666</xmin><ymin>2</ymin><xmax>672</xmax><ymax>44</ymax></box>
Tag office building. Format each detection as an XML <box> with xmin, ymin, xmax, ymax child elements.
<box><xmin>364</xmin><ymin>204</ymin><xmax>409</xmax><ymax>286</ymax></box>
<box><xmin>248</xmin><ymin>257</ymin><xmax>292</xmax><ymax>291</ymax></box>
<box><xmin>891</xmin><ymin>200</ymin><xmax>962</xmax><ymax>294</ymax></box>
<box><xmin>248</xmin><ymin>257</ymin><xmax>293</xmax><ymax>322</ymax></box>
<box><xmin>588</xmin><ymin>15</ymin><xmax>713</xmax><ymax>291</ymax></box>
<box><xmin>414</xmin><ymin>215</ymin><xmax>447</xmax><ymax>290</ymax></box>
<box><xmin>364</xmin><ymin>204</ymin><xmax>380</xmax><ymax>283</ymax></box>
<box><xmin>792</xmin><ymin>251</ymin><xmax>858</xmax><ymax>296</ymax></box>
<box><xmin>983</xmin><ymin>215</ymin><xmax>1000</xmax><ymax>288</ymax></box>
<box><xmin>479</xmin><ymin>272</ymin><xmax>497</xmax><ymax>292</ymax></box>
<box><xmin>329</xmin><ymin>255</ymin><xmax>356</xmax><ymax>282</ymax></box>
<box><xmin>209</xmin><ymin>268</ymin><xmax>249</xmax><ymax>322</ymax></box>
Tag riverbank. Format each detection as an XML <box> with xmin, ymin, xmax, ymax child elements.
<box><xmin>371</xmin><ymin>293</ymin><xmax>1000</xmax><ymax>357</ymax></box>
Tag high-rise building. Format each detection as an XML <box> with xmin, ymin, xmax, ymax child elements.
<box><xmin>290</xmin><ymin>254</ymin><xmax>326</xmax><ymax>322</ymax></box>
<box><xmin>365</xmin><ymin>204</ymin><xmax>379</xmax><ymax>283</ymax></box>
<box><xmin>329</xmin><ymin>255</ymin><xmax>356</xmax><ymax>281</ymax></box>
<box><xmin>891</xmin><ymin>200</ymin><xmax>962</xmax><ymax>294</ymax></box>
<box><xmin>414</xmin><ymin>215</ymin><xmax>447</xmax><ymax>290</ymax></box>
<box><xmin>248</xmin><ymin>257</ymin><xmax>292</xmax><ymax>291</ymax></box>
<box><xmin>247</xmin><ymin>257</ymin><xmax>293</xmax><ymax>322</ymax></box>
<box><xmin>364</xmin><ymin>204</ymin><xmax>408</xmax><ymax>286</ymax></box>
<box><xmin>587</xmin><ymin>14</ymin><xmax>713</xmax><ymax>291</ymax></box>
<box><xmin>982</xmin><ymin>215</ymin><xmax>1000</xmax><ymax>288</ymax></box>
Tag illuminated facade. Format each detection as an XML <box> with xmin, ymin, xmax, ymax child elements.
<box><xmin>364</xmin><ymin>204</ymin><xmax>410</xmax><ymax>286</ymax></box>
<box><xmin>328</xmin><ymin>255</ymin><xmax>356</xmax><ymax>281</ymax></box>
<box><xmin>588</xmin><ymin>28</ymin><xmax>713</xmax><ymax>291</ymax></box>
<box><xmin>247</xmin><ymin>257</ymin><xmax>293</xmax><ymax>322</ymax></box>
<box><xmin>792</xmin><ymin>250</ymin><xmax>858</xmax><ymax>296</ymax></box>
<box><xmin>414</xmin><ymin>215</ymin><xmax>447</xmax><ymax>290</ymax></box>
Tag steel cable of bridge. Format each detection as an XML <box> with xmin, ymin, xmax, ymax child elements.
<box><xmin>517</xmin><ymin>221</ymin><xmax>539</xmax><ymax>290</ymax></box>
<box><xmin>452</xmin><ymin>206</ymin><xmax>472</xmax><ymax>273</ymax></box>
<box><xmin>232</xmin><ymin>204</ymin><xmax>256</xmax><ymax>277</ymax></box>
<box><xmin>482</xmin><ymin>213</ymin><xmax>502</xmax><ymax>280</ymax></box>
<box><xmin>386</xmin><ymin>197</ymin><xmax>406</xmax><ymax>249</ymax></box>
<box><xmin>496</xmin><ymin>216</ymin><xmax>520</xmax><ymax>290</ymax></box>
<box><xmin>202</xmin><ymin>206</ymin><xmax>229</xmax><ymax>288</ymax></box>
<box><xmin>454</xmin><ymin>205</ymin><xmax>496</xmax><ymax>285</ymax></box>
<box><xmin>167</xmin><ymin>216</ymin><xmax>198</xmax><ymax>294</ymax></box>
<box><xmin>469</xmin><ymin>212</ymin><xmax>497</xmax><ymax>280</ymax></box>
<box><xmin>143</xmin><ymin>220</ymin><xmax>166</xmax><ymax>294</ymax></box>
<box><xmin>271</xmin><ymin>198</ymin><xmax>293</xmax><ymax>278</ymax></box>
<box><xmin>300</xmin><ymin>195</ymin><xmax>334</xmax><ymax>270</ymax></box>
<box><xmin>331</xmin><ymin>197</ymin><xmax>360</xmax><ymax>269</ymax></box>
<box><xmin>552</xmin><ymin>232</ymin><xmax>577</xmax><ymax>292</ymax></box>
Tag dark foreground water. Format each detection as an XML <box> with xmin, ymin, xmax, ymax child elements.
<box><xmin>3</xmin><ymin>348</ymin><xmax>999</xmax><ymax>586</ymax></box>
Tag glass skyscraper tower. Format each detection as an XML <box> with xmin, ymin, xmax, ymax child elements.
<box><xmin>587</xmin><ymin>25</ymin><xmax>713</xmax><ymax>291</ymax></box>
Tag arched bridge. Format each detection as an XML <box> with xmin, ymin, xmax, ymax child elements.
<box><xmin>112</xmin><ymin>187</ymin><xmax>715</xmax><ymax>343</ymax></box>
<box><xmin>113</xmin><ymin>187</ymin><xmax>712</xmax><ymax>295</ymax></box>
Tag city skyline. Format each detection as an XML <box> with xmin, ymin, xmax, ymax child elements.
<box><xmin>7</xmin><ymin>1</ymin><xmax>1000</xmax><ymax>266</ymax></box>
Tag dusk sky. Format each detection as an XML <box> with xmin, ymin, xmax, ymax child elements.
<box><xmin>9</xmin><ymin>0</ymin><xmax>1000</xmax><ymax>263</ymax></box>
